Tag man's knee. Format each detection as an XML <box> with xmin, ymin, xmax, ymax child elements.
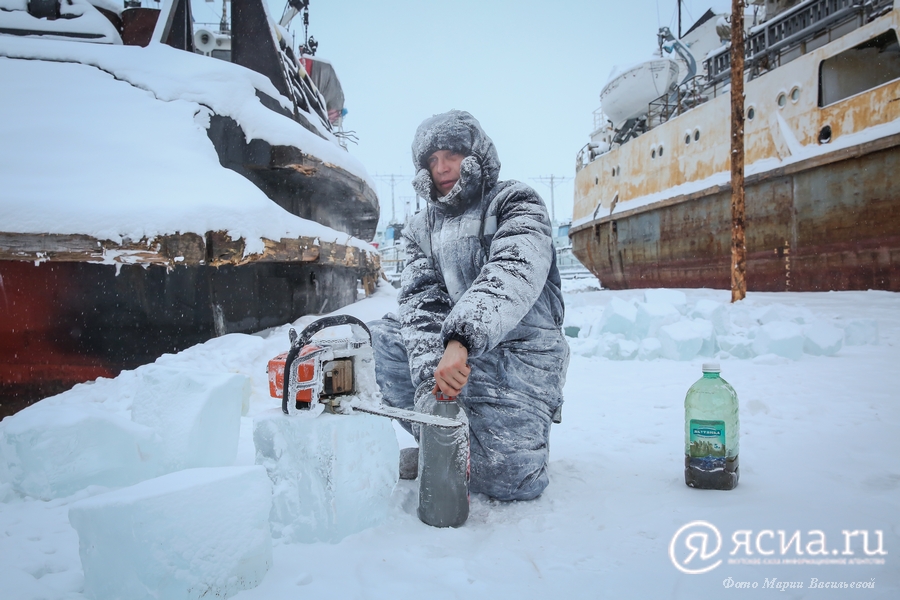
<box><xmin>471</xmin><ymin>448</ymin><xmax>549</xmax><ymax>501</ymax></box>
<box><xmin>368</xmin><ymin>316</ymin><xmax>402</xmax><ymax>354</ymax></box>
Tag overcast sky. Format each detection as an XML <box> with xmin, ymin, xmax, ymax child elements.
<box><xmin>194</xmin><ymin>0</ymin><xmax>734</xmax><ymax>229</ymax></box>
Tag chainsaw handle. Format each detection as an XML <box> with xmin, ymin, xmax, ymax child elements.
<box><xmin>291</xmin><ymin>314</ymin><xmax>371</xmax><ymax>352</ymax></box>
<box><xmin>281</xmin><ymin>315</ymin><xmax>372</xmax><ymax>414</ymax></box>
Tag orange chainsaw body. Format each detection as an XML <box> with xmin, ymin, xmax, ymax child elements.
<box><xmin>267</xmin><ymin>344</ymin><xmax>321</xmax><ymax>403</ymax></box>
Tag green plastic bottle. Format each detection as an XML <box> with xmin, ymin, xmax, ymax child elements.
<box><xmin>684</xmin><ymin>362</ymin><xmax>740</xmax><ymax>490</ymax></box>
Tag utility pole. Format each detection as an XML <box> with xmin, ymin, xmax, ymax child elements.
<box><xmin>399</xmin><ymin>196</ymin><xmax>416</xmax><ymax>221</ymax></box>
<box><xmin>532</xmin><ymin>175</ymin><xmax>572</xmax><ymax>223</ymax></box>
<box><xmin>730</xmin><ymin>0</ymin><xmax>746</xmax><ymax>302</ymax></box>
<box><xmin>375</xmin><ymin>174</ymin><xmax>405</xmax><ymax>224</ymax></box>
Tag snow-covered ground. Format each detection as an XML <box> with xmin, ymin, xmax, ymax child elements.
<box><xmin>1</xmin><ymin>282</ymin><xmax>898</xmax><ymax>599</ymax></box>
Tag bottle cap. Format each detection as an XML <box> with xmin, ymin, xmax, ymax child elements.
<box><xmin>702</xmin><ymin>362</ymin><xmax>721</xmax><ymax>373</ymax></box>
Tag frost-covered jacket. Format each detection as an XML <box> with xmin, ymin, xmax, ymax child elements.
<box><xmin>398</xmin><ymin>111</ymin><xmax>566</xmax><ymax>396</ymax></box>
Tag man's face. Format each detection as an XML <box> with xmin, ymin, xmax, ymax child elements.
<box><xmin>427</xmin><ymin>149</ymin><xmax>465</xmax><ymax>196</ymax></box>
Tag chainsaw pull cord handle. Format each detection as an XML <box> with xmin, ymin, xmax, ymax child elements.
<box><xmin>282</xmin><ymin>315</ymin><xmax>373</xmax><ymax>414</ymax></box>
<box><xmin>436</xmin><ymin>392</ymin><xmax>457</xmax><ymax>402</ymax></box>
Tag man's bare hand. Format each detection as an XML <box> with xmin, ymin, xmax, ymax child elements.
<box><xmin>433</xmin><ymin>340</ymin><xmax>470</xmax><ymax>397</ymax></box>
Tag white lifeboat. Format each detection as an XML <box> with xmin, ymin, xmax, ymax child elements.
<box><xmin>600</xmin><ymin>58</ymin><xmax>679</xmax><ymax>129</ymax></box>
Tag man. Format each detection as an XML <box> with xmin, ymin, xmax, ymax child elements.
<box><xmin>369</xmin><ymin>110</ymin><xmax>568</xmax><ymax>501</ymax></box>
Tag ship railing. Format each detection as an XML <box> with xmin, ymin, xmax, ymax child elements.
<box><xmin>592</xmin><ymin>107</ymin><xmax>608</xmax><ymax>131</ymax></box>
<box><xmin>378</xmin><ymin>243</ymin><xmax>406</xmax><ymax>278</ymax></box>
<box><xmin>705</xmin><ymin>0</ymin><xmax>894</xmax><ymax>85</ymax></box>
<box><xmin>647</xmin><ymin>74</ymin><xmax>713</xmax><ymax>126</ymax></box>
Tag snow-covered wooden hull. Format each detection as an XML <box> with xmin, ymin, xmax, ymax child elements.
<box><xmin>0</xmin><ymin>259</ymin><xmax>373</xmax><ymax>417</ymax></box>
<box><xmin>0</xmin><ymin>0</ymin><xmax>380</xmax><ymax>415</ymax></box>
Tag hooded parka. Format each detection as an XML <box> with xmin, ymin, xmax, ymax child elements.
<box><xmin>370</xmin><ymin>110</ymin><xmax>569</xmax><ymax>501</ymax></box>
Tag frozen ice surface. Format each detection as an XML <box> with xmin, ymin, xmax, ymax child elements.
<box><xmin>717</xmin><ymin>334</ymin><xmax>755</xmax><ymax>359</ymax></box>
<box><xmin>753</xmin><ymin>303</ymin><xmax>814</xmax><ymax>325</ymax></box>
<box><xmin>0</xmin><ymin>404</ymin><xmax>161</xmax><ymax>500</ymax></box>
<box><xmin>689</xmin><ymin>299</ymin><xmax>728</xmax><ymax>334</ymax></box>
<box><xmin>643</xmin><ymin>288</ymin><xmax>687</xmax><ymax>313</ymax></box>
<box><xmin>637</xmin><ymin>337</ymin><xmax>662</xmax><ymax>360</ymax></box>
<box><xmin>597</xmin><ymin>296</ymin><xmax>637</xmax><ymax>336</ymax></box>
<box><xmin>253</xmin><ymin>410</ymin><xmax>399</xmax><ymax>543</ymax></box>
<box><xmin>610</xmin><ymin>338</ymin><xmax>639</xmax><ymax>360</ymax></box>
<box><xmin>752</xmin><ymin>321</ymin><xmax>805</xmax><ymax>360</ymax></box>
<box><xmin>842</xmin><ymin>318</ymin><xmax>879</xmax><ymax>345</ymax></box>
<box><xmin>753</xmin><ymin>352</ymin><xmax>792</xmax><ymax>365</ymax></box>
<box><xmin>658</xmin><ymin>321</ymin><xmax>705</xmax><ymax>361</ymax></box>
<box><xmin>730</xmin><ymin>303</ymin><xmax>758</xmax><ymax>330</ymax></box>
<box><xmin>635</xmin><ymin>301</ymin><xmax>681</xmax><ymax>337</ymax></box>
<box><xmin>131</xmin><ymin>365</ymin><xmax>248</xmax><ymax>472</ymax></box>
<box><xmin>693</xmin><ymin>319</ymin><xmax>717</xmax><ymax>356</ymax></box>
<box><xmin>68</xmin><ymin>466</ymin><xmax>272</xmax><ymax>600</ymax></box>
<box><xmin>802</xmin><ymin>322</ymin><xmax>844</xmax><ymax>356</ymax></box>
<box><xmin>752</xmin><ymin>304</ymin><xmax>785</xmax><ymax>325</ymax></box>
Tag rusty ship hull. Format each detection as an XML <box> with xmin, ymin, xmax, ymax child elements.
<box><xmin>571</xmin><ymin>0</ymin><xmax>900</xmax><ymax>292</ymax></box>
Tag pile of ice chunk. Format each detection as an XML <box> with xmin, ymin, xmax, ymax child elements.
<box><xmin>0</xmin><ymin>365</ymin><xmax>249</xmax><ymax>500</ymax></box>
<box><xmin>0</xmin><ymin>405</ymin><xmax>162</xmax><ymax>500</ymax></box>
<box><xmin>0</xmin><ymin>340</ymin><xmax>405</xmax><ymax>596</ymax></box>
<box><xmin>566</xmin><ymin>289</ymin><xmax>879</xmax><ymax>361</ymax></box>
<box><xmin>68</xmin><ymin>466</ymin><xmax>272</xmax><ymax>600</ymax></box>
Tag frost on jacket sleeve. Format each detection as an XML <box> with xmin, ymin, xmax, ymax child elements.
<box><xmin>397</xmin><ymin>218</ymin><xmax>452</xmax><ymax>389</ymax></box>
<box><xmin>442</xmin><ymin>183</ymin><xmax>554</xmax><ymax>358</ymax></box>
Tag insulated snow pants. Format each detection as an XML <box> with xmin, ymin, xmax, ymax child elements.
<box><xmin>368</xmin><ymin>314</ymin><xmax>568</xmax><ymax>502</ymax></box>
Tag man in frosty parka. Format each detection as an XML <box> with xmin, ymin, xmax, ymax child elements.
<box><xmin>369</xmin><ymin>110</ymin><xmax>569</xmax><ymax>501</ymax></box>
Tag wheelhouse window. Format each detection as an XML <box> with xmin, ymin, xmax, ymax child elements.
<box><xmin>819</xmin><ymin>29</ymin><xmax>900</xmax><ymax>107</ymax></box>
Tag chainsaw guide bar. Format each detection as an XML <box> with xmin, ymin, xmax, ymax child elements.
<box><xmin>349</xmin><ymin>402</ymin><xmax>465</xmax><ymax>429</ymax></box>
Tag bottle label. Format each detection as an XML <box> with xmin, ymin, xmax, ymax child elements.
<box><xmin>689</xmin><ymin>419</ymin><xmax>726</xmax><ymax>458</ymax></box>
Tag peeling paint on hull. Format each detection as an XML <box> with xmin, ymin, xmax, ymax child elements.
<box><xmin>572</xmin><ymin>141</ymin><xmax>900</xmax><ymax>291</ymax></box>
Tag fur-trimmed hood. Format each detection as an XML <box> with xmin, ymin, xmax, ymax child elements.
<box><xmin>410</xmin><ymin>110</ymin><xmax>501</xmax><ymax>211</ymax></box>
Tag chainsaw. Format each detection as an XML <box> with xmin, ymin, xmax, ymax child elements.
<box><xmin>267</xmin><ymin>315</ymin><xmax>464</xmax><ymax>429</ymax></box>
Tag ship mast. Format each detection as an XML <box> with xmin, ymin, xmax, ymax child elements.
<box><xmin>677</xmin><ymin>0</ymin><xmax>682</xmax><ymax>38</ymax></box>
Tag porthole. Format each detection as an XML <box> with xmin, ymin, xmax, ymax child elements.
<box><xmin>651</xmin><ymin>149</ymin><xmax>656</xmax><ymax>159</ymax></box>
<box><xmin>818</xmin><ymin>124</ymin><xmax>832</xmax><ymax>144</ymax></box>
<box><xmin>694</xmin><ymin>129</ymin><xmax>700</xmax><ymax>141</ymax></box>
<box><xmin>595</xmin><ymin>176</ymin><xmax>599</xmax><ymax>184</ymax></box>
<box><xmin>747</xmin><ymin>106</ymin><xmax>756</xmax><ymax>120</ymax></box>
<box><xmin>685</xmin><ymin>133</ymin><xmax>691</xmax><ymax>145</ymax></box>
<box><xmin>777</xmin><ymin>92</ymin><xmax>787</xmax><ymax>107</ymax></box>
<box><xmin>790</xmin><ymin>87</ymin><xmax>800</xmax><ymax>102</ymax></box>
<box><xmin>616</xmin><ymin>166</ymin><xmax>621</xmax><ymax>176</ymax></box>
<box><xmin>659</xmin><ymin>145</ymin><xmax>664</xmax><ymax>157</ymax></box>
<box><xmin>611</xmin><ymin>168</ymin><xmax>616</xmax><ymax>177</ymax></box>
